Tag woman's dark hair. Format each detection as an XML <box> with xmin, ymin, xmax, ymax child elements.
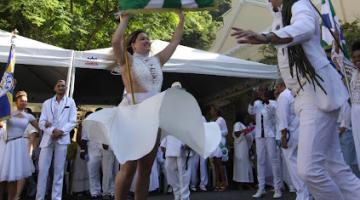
<box><xmin>126</xmin><ymin>30</ymin><xmax>147</xmax><ymax>55</ymax></box>
<box><xmin>352</xmin><ymin>40</ymin><xmax>360</xmax><ymax>55</ymax></box>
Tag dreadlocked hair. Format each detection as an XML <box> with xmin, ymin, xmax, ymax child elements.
<box><xmin>282</xmin><ymin>0</ymin><xmax>326</xmax><ymax>94</ymax></box>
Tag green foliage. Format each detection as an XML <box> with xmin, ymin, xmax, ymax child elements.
<box><xmin>342</xmin><ymin>19</ymin><xmax>360</xmax><ymax>52</ymax></box>
<box><xmin>0</xmin><ymin>0</ymin><xmax>230</xmax><ymax>51</ymax></box>
<box><xmin>258</xmin><ymin>44</ymin><xmax>277</xmax><ymax>65</ymax></box>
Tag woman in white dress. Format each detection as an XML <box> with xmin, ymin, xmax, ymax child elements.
<box><xmin>0</xmin><ymin>91</ymin><xmax>39</xmax><ymax>200</ymax></box>
<box><xmin>209</xmin><ymin>106</ymin><xmax>228</xmax><ymax>192</ymax></box>
<box><xmin>110</xmin><ymin>12</ymin><xmax>184</xmax><ymax>200</ymax></box>
<box><xmin>232</xmin><ymin>115</ymin><xmax>254</xmax><ymax>185</ymax></box>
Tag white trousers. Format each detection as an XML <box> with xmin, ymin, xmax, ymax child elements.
<box><xmin>190</xmin><ymin>153</ymin><xmax>208</xmax><ymax>188</ymax></box>
<box><xmin>255</xmin><ymin>137</ymin><xmax>282</xmax><ymax>190</ymax></box>
<box><xmin>351</xmin><ymin>104</ymin><xmax>360</xmax><ymax>171</ymax></box>
<box><xmin>36</xmin><ymin>143</ymin><xmax>68</xmax><ymax>200</ymax></box>
<box><xmin>281</xmin><ymin>130</ymin><xmax>311</xmax><ymax>200</ymax></box>
<box><xmin>165</xmin><ymin>156</ymin><xmax>191</xmax><ymax>200</ymax></box>
<box><xmin>87</xmin><ymin>141</ymin><xmax>118</xmax><ymax>196</ymax></box>
<box><xmin>296</xmin><ymin>89</ymin><xmax>360</xmax><ymax>200</ymax></box>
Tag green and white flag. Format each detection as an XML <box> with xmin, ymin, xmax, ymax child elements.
<box><xmin>118</xmin><ymin>0</ymin><xmax>216</xmax><ymax>12</ymax></box>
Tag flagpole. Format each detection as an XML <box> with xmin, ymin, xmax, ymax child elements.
<box><xmin>120</xmin><ymin>16</ymin><xmax>136</xmax><ymax>105</ymax></box>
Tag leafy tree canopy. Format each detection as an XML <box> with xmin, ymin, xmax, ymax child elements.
<box><xmin>0</xmin><ymin>0</ymin><xmax>231</xmax><ymax>50</ymax></box>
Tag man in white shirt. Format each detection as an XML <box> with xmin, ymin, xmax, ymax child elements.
<box><xmin>161</xmin><ymin>135</ymin><xmax>192</xmax><ymax>200</ymax></box>
<box><xmin>248</xmin><ymin>89</ymin><xmax>282</xmax><ymax>198</ymax></box>
<box><xmin>232</xmin><ymin>1</ymin><xmax>360</xmax><ymax>199</ymax></box>
<box><xmin>81</xmin><ymin>110</ymin><xmax>118</xmax><ymax>199</ymax></box>
<box><xmin>36</xmin><ymin>80</ymin><xmax>77</xmax><ymax>200</ymax></box>
<box><xmin>275</xmin><ymin>80</ymin><xmax>311</xmax><ymax>200</ymax></box>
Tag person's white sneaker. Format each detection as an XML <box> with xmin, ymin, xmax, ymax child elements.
<box><xmin>199</xmin><ymin>185</ymin><xmax>207</xmax><ymax>191</ymax></box>
<box><xmin>190</xmin><ymin>186</ymin><xmax>197</xmax><ymax>192</ymax></box>
<box><xmin>252</xmin><ymin>189</ymin><xmax>266</xmax><ymax>198</ymax></box>
<box><xmin>273</xmin><ymin>189</ymin><xmax>282</xmax><ymax>199</ymax></box>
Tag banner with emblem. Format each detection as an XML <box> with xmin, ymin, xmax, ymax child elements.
<box><xmin>321</xmin><ymin>0</ymin><xmax>349</xmax><ymax>57</ymax></box>
<box><xmin>0</xmin><ymin>41</ymin><xmax>16</xmax><ymax>121</ymax></box>
<box><xmin>118</xmin><ymin>0</ymin><xmax>216</xmax><ymax>13</ymax></box>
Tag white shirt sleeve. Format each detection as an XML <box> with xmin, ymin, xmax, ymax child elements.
<box><xmin>277</xmin><ymin>94</ymin><xmax>291</xmax><ymax>131</ymax></box>
<box><xmin>272</xmin><ymin>0</ymin><xmax>316</xmax><ymax>48</ymax></box>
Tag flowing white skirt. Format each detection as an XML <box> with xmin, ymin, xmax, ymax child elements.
<box><xmin>0</xmin><ymin>138</ymin><xmax>34</xmax><ymax>181</ymax></box>
<box><xmin>83</xmin><ymin>88</ymin><xmax>221</xmax><ymax>164</ymax></box>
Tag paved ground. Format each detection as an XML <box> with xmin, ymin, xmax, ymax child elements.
<box><xmin>147</xmin><ymin>189</ymin><xmax>296</xmax><ymax>200</ymax></box>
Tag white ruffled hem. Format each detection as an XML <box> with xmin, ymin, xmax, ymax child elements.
<box><xmin>0</xmin><ymin>138</ymin><xmax>34</xmax><ymax>181</ymax></box>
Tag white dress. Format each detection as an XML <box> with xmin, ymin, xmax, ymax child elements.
<box><xmin>83</xmin><ymin>54</ymin><xmax>221</xmax><ymax>164</ymax></box>
<box><xmin>0</xmin><ymin>110</ymin><xmax>35</xmax><ymax>181</ymax></box>
<box><xmin>210</xmin><ymin>117</ymin><xmax>228</xmax><ymax>158</ymax></box>
<box><xmin>232</xmin><ymin>122</ymin><xmax>254</xmax><ymax>183</ymax></box>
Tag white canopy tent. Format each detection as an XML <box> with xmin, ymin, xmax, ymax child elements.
<box><xmin>0</xmin><ymin>29</ymin><xmax>278</xmax><ymax>104</ymax></box>
<box><xmin>74</xmin><ymin>40</ymin><xmax>279</xmax><ymax>79</ymax></box>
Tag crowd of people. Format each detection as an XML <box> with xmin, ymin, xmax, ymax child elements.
<box><xmin>1</xmin><ymin>0</ymin><xmax>360</xmax><ymax>200</ymax></box>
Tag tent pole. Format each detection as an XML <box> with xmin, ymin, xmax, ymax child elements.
<box><xmin>70</xmin><ymin>65</ymin><xmax>76</xmax><ymax>98</ymax></box>
<box><xmin>66</xmin><ymin>50</ymin><xmax>75</xmax><ymax>97</ymax></box>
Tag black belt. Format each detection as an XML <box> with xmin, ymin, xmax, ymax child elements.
<box><xmin>6</xmin><ymin>136</ymin><xmax>24</xmax><ymax>142</ymax></box>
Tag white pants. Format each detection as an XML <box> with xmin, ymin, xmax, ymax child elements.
<box><xmin>87</xmin><ymin>141</ymin><xmax>118</xmax><ymax>196</ymax></box>
<box><xmin>165</xmin><ymin>156</ymin><xmax>191</xmax><ymax>200</ymax></box>
<box><xmin>296</xmin><ymin>88</ymin><xmax>360</xmax><ymax>200</ymax></box>
<box><xmin>351</xmin><ymin>104</ymin><xmax>360</xmax><ymax>171</ymax></box>
<box><xmin>281</xmin><ymin>130</ymin><xmax>311</xmax><ymax>200</ymax></box>
<box><xmin>36</xmin><ymin>143</ymin><xmax>68</xmax><ymax>200</ymax></box>
<box><xmin>190</xmin><ymin>153</ymin><xmax>208</xmax><ymax>188</ymax></box>
<box><xmin>255</xmin><ymin>137</ymin><xmax>282</xmax><ymax>190</ymax></box>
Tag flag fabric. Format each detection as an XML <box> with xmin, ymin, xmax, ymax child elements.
<box><xmin>0</xmin><ymin>43</ymin><xmax>16</xmax><ymax>121</ymax></box>
<box><xmin>118</xmin><ymin>0</ymin><xmax>216</xmax><ymax>12</ymax></box>
<box><xmin>321</xmin><ymin>0</ymin><xmax>349</xmax><ymax>58</ymax></box>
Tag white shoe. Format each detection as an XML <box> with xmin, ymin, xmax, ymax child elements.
<box><xmin>199</xmin><ymin>185</ymin><xmax>207</xmax><ymax>191</ymax></box>
<box><xmin>252</xmin><ymin>189</ymin><xmax>266</xmax><ymax>198</ymax></box>
<box><xmin>273</xmin><ymin>189</ymin><xmax>282</xmax><ymax>199</ymax></box>
<box><xmin>190</xmin><ymin>186</ymin><xmax>197</xmax><ymax>192</ymax></box>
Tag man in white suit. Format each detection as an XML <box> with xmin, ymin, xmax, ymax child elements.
<box><xmin>232</xmin><ymin>0</ymin><xmax>360</xmax><ymax>199</ymax></box>
<box><xmin>248</xmin><ymin>89</ymin><xmax>282</xmax><ymax>198</ymax></box>
<box><xmin>275</xmin><ymin>80</ymin><xmax>311</xmax><ymax>200</ymax></box>
<box><xmin>36</xmin><ymin>80</ymin><xmax>77</xmax><ymax>200</ymax></box>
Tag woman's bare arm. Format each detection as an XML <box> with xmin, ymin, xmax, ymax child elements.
<box><xmin>112</xmin><ymin>15</ymin><xmax>130</xmax><ymax>66</ymax></box>
<box><xmin>156</xmin><ymin>11</ymin><xmax>185</xmax><ymax>66</ymax></box>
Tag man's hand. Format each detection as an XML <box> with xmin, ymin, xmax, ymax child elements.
<box><xmin>231</xmin><ymin>27</ymin><xmax>267</xmax><ymax>44</ymax></box>
<box><xmin>51</xmin><ymin>129</ymin><xmax>64</xmax><ymax>140</ymax></box>
<box><xmin>281</xmin><ymin>129</ymin><xmax>289</xmax><ymax>149</ymax></box>
<box><xmin>45</xmin><ymin>121</ymin><xmax>52</xmax><ymax>128</ymax></box>
<box><xmin>338</xmin><ymin>127</ymin><xmax>347</xmax><ymax>135</ymax></box>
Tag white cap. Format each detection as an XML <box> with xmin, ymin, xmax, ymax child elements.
<box><xmin>171</xmin><ymin>81</ymin><xmax>182</xmax><ymax>88</ymax></box>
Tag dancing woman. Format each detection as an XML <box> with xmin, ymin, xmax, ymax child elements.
<box><xmin>111</xmin><ymin>12</ymin><xmax>184</xmax><ymax>200</ymax></box>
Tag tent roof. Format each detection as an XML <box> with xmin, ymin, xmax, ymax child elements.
<box><xmin>0</xmin><ymin>30</ymin><xmax>73</xmax><ymax>68</ymax></box>
<box><xmin>74</xmin><ymin>40</ymin><xmax>278</xmax><ymax>79</ymax></box>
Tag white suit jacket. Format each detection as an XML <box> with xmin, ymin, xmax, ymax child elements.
<box><xmin>39</xmin><ymin>96</ymin><xmax>77</xmax><ymax>148</ymax></box>
<box><xmin>248</xmin><ymin>100</ymin><xmax>277</xmax><ymax>138</ymax></box>
<box><xmin>276</xmin><ymin>89</ymin><xmax>299</xmax><ymax>140</ymax></box>
<box><xmin>272</xmin><ymin>0</ymin><xmax>348</xmax><ymax>111</ymax></box>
